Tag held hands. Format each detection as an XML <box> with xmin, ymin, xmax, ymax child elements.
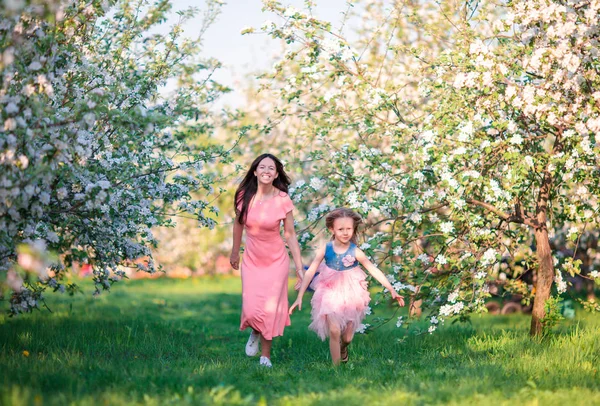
<box><xmin>391</xmin><ymin>291</ymin><xmax>405</xmax><ymax>307</ymax></box>
<box><xmin>293</xmin><ymin>268</ymin><xmax>304</xmax><ymax>291</ymax></box>
<box><xmin>288</xmin><ymin>297</ymin><xmax>302</xmax><ymax>315</ymax></box>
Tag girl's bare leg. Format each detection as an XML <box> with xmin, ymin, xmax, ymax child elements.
<box><xmin>341</xmin><ymin>321</ymin><xmax>354</xmax><ymax>362</ymax></box>
<box><xmin>327</xmin><ymin>316</ymin><xmax>342</xmax><ymax>365</ymax></box>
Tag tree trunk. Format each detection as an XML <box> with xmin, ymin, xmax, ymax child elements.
<box><xmin>530</xmin><ymin>162</ymin><xmax>556</xmax><ymax>337</ymax></box>
<box><xmin>530</xmin><ymin>227</ymin><xmax>554</xmax><ymax>336</ymax></box>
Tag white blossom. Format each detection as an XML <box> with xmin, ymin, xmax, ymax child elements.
<box><xmin>28</xmin><ymin>61</ymin><xmax>42</xmax><ymax>71</ymax></box>
<box><xmin>440</xmin><ymin>221</ymin><xmax>454</xmax><ymax>234</ymax></box>
<box><xmin>555</xmin><ymin>271</ymin><xmax>567</xmax><ymax>294</ymax></box>
<box><xmin>309</xmin><ymin>177</ymin><xmax>325</xmax><ymax>190</ymax></box>
<box><xmin>417</xmin><ymin>254</ymin><xmax>430</xmax><ymax>264</ymax></box>
<box><xmin>97</xmin><ymin>180</ymin><xmax>111</xmax><ymax>190</ymax></box>
<box><xmin>284</xmin><ymin>6</ymin><xmax>299</xmax><ymax>17</ymax></box>
<box><xmin>524</xmin><ymin>156</ymin><xmax>534</xmax><ymax>168</ymax></box>
<box><xmin>481</xmin><ymin>248</ymin><xmax>497</xmax><ymax>266</ymax></box>
<box><xmin>475</xmin><ymin>271</ymin><xmax>487</xmax><ymax>279</ymax></box>
<box><xmin>409</xmin><ymin>212</ymin><xmax>422</xmax><ymax>223</ymax></box>
<box><xmin>356</xmin><ymin>323</ymin><xmax>369</xmax><ymax>334</ymax></box>
<box><xmin>567</xmin><ymin>227</ymin><xmax>578</xmax><ymax>240</ymax></box>
<box><xmin>509</xmin><ymin>133</ymin><xmax>523</xmax><ymax>145</ymax></box>
<box><xmin>5</xmin><ymin>102</ymin><xmax>19</xmax><ymax>114</ymax></box>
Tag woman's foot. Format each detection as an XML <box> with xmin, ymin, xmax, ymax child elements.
<box><xmin>340</xmin><ymin>345</ymin><xmax>349</xmax><ymax>363</ymax></box>
<box><xmin>245</xmin><ymin>331</ymin><xmax>260</xmax><ymax>357</ymax></box>
<box><xmin>259</xmin><ymin>356</ymin><xmax>272</xmax><ymax>368</ymax></box>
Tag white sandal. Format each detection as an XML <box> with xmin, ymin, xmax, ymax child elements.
<box><xmin>245</xmin><ymin>331</ymin><xmax>260</xmax><ymax>357</ymax></box>
<box><xmin>259</xmin><ymin>356</ymin><xmax>272</xmax><ymax>368</ymax></box>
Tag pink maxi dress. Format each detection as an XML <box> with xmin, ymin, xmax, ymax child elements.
<box><xmin>239</xmin><ymin>192</ymin><xmax>294</xmax><ymax>340</ymax></box>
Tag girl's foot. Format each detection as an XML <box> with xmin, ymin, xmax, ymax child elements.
<box><xmin>340</xmin><ymin>346</ymin><xmax>349</xmax><ymax>363</ymax></box>
<box><xmin>245</xmin><ymin>331</ymin><xmax>260</xmax><ymax>357</ymax></box>
<box><xmin>259</xmin><ymin>356</ymin><xmax>272</xmax><ymax>368</ymax></box>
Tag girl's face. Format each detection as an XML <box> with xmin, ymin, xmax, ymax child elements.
<box><xmin>330</xmin><ymin>217</ymin><xmax>354</xmax><ymax>245</ymax></box>
<box><xmin>254</xmin><ymin>157</ymin><xmax>278</xmax><ymax>185</ymax></box>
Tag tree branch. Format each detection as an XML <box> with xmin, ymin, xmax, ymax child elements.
<box><xmin>466</xmin><ymin>198</ymin><xmax>535</xmax><ymax>227</ymax></box>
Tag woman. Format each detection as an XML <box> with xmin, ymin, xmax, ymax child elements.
<box><xmin>230</xmin><ymin>153</ymin><xmax>303</xmax><ymax>368</ymax></box>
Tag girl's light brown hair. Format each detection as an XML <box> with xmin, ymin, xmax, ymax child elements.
<box><xmin>325</xmin><ymin>207</ymin><xmax>362</xmax><ymax>244</ymax></box>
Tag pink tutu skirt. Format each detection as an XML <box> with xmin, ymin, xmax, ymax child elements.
<box><xmin>309</xmin><ymin>263</ymin><xmax>371</xmax><ymax>341</ymax></box>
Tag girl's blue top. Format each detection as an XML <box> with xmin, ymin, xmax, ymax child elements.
<box><xmin>324</xmin><ymin>241</ymin><xmax>359</xmax><ymax>271</ymax></box>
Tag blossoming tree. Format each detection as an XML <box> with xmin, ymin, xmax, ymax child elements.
<box><xmin>417</xmin><ymin>0</ymin><xmax>600</xmax><ymax>335</ymax></box>
<box><xmin>247</xmin><ymin>0</ymin><xmax>600</xmax><ymax>336</ymax></box>
<box><xmin>0</xmin><ymin>0</ymin><xmax>231</xmax><ymax>314</ymax></box>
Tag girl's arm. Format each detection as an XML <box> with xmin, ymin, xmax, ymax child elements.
<box><xmin>283</xmin><ymin>211</ymin><xmax>304</xmax><ymax>280</ymax></box>
<box><xmin>289</xmin><ymin>245</ymin><xmax>326</xmax><ymax>314</ymax></box>
<box><xmin>355</xmin><ymin>248</ymin><xmax>405</xmax><ymax>306</ymax></box>
<box><xmin>230</xmin><ymin>218</ymin><xmax>243</xmax><ymax>270</ymax></box>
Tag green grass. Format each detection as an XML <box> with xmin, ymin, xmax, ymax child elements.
<box><xmin>1</xmin><ymin>277</ymin><xmax>600</xmax><ymax>405</ymax></box>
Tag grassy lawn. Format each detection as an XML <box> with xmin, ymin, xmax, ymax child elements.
<box><xmin>1</xmin><ymin>277</ymin><xmax>599</xmax><ymax>405</ymax></box>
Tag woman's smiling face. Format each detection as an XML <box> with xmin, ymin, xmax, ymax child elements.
<box><xmin>254</xmin><ymin>157</ymin><xmax>278</xmax><ymax>185</ymax></box>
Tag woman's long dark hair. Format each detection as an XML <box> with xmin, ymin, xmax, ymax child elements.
<box><xmin>235</xmin><ymin>153</ymin><xmax>291</xmax><ymax>225</ymax></box>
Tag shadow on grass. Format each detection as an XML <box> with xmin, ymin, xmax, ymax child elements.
<box><xmin>1</xmin><ymin>278</ymin><xmax>599</xmax><ymax>405</ymax></box>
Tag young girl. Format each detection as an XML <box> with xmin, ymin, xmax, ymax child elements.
<box><xmin>289</xmin><ymin>208</ymin><xmax>405</xmax><ymax>365</ymax></box>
